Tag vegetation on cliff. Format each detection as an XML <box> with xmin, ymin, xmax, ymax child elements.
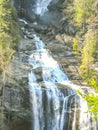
<box><xmin>0</xmin><ymin>0</ymin><xmax>97</xmax><ymax>128</ymax></box>
<box><xmin>72</xmin><ymin>0</ymin><xmax>98</xmax><ymax>118</ymax></box>
<box><xmin>0</xmin><ymin>0</ymin><xmax>19</xmax><ymax>84</ymax></box>
<box><xmin>0</xmin><ymin>0</ymin><xmax>19</xmax><ymax>128</ymax></box>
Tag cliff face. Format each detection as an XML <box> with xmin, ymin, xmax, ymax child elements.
<box><xmin>11</xmin><ymin>0</ymin><xmax>64</xmax><ymax>22</ymax></box>
<box><xmin>3</xmin><ymin>0</ymin><xmax>88</xmax><ymax>130</ymax></box>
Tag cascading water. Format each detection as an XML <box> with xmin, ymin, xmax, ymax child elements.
<box><xmin>32</xmin><ymin>0</ymin><xmax>52</xmax><ymax>16</ymax></box>
<box><xmin>29</xmin><ymin>71</ymin><xmax>43</xmax><ymax>130</ymax></box>
<box><xmin>28</xmin><ymin>1</ymin><xmax>98</xmax><ymax>130</ymax></box>
<box><xmin>28</xmin><ymin>35</ymin><xmax>97</xmax><ymax>130</ymax></box>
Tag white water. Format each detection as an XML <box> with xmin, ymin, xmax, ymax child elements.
<box><xmin>29</xmin><ymin>34</ymin><xmax>69</xmax><ymax>130</ymax></box>
<box><xmin>32</xmin><ymin>0</ymin><xmax>52</xmax><ymax>16</ymax></box>
<box><xmin>60</xmin><ymin>96</ymin><xmax>68</xmax><ymax>130</ymax></box>
<box><xmin>18</xmin><ymin>18</ymin><xmax>28</xmax><ymax>24</ymax></box>
<box><xmin>28</xmin><ymin>34</ymin><xmax>97</xmax><ymax>130</ymax></box>
<box><xmin>28</xmin><ymin>1</ymin><xmax>97</xmax><ymax>129</ymax></box>
<box><xmin>29</xmin><ymin>71</ymin><xmax>44</xmax><ymax>130</ymax></box>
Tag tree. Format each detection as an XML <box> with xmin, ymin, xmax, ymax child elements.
<box><xmin>0</xmin><ymin>0</ymin><xmax>19</xmax><ymax>128</ymax></box>
<box><xmin>73</xmin><ymin>0</ymin><xmax>98</xmax><ymax>119</ymax></box>
<box><xmin>79</xmin><ymin>29</ymin><xmax>97</xmax><ymax>85</ymax></box>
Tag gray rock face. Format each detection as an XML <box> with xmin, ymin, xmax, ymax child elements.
<box><xmin>1</xmin><ymin>1</ymin><xmax>97</xmax><ymax>130</ymax></box>
<box><xmin>2</xmin><ymin>18</ymin><xmax>76</xmax><ymax>127</ymax></box>
<box><xmin>48</xmin><ymin>0</ymin><xmax>65</xmax><ymax>9</ymax></box>
<box><xmin>11</xmin><ymin>0</ymin><xmax>37</xmax><ymax>21</ymax></box>
<box><xmin>11</xmin><ymin>0</ymin><xmax>64</xmax><ymax>25</ymax></box>
<box><xmin>11</xmin><ymin>0</ymin><xmax>76</xmax><ymax>35</ymax></box>
<box><xmin>3</xmin><ymin>55</ymin><xmax>32</xmax><ymax>122</ymax></box>
<box><xmin>3</xmin><ymin>10</ymin><xmax>98</xmax><ymax>129</ymax></box>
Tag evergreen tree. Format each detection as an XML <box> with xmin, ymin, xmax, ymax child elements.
<box><xmin>73</xmin><ymin>0</ymin><xmax>98</xmax><ymax>118</ymax></box>
<box><xmin>0</xmin><ymin>0</ymin><xmax>19</xmax><ymax>128</ymax></box>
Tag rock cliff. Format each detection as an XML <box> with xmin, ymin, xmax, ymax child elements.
<box><xmin>3</xmin><ymin>0</ymin><xmax>92</xmax><ymax>129</ymax></box>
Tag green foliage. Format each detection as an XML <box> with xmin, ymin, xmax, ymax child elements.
<box><xmin>73</xmin><ymin>0</ymin><xmax>98</xmax><ymax>119</ymax></box>
<box><xmin>73</xmin><ymin>0</ymin><xmax>85</xmax><ymax>27</ymax></box>
<box><xmin>73</xmin><ymin>38</ymin><xmax>78</xmax><ymax>55</ymax></box>
<box><xmin>79</xmin><ymin>29</ymin><xmax>97</xmax><ymax>85</ymax></box>
<box><xmin>90</xmin><ymin>77</ymin><xmax>98</xmax><ymax>92</ymax></box>
<box><xmin>77</xmin><ymin>90</ymin><xmax>98</xmax><ymax>119</ymax></box>
<box><xmin>84</xmin><ymin>93</ymin><xmax>98</xmax><ymax>119</ymax></box>
<box><xmin>0</xmin><ymin>0</ymin><xmax>19</xmax><ymax>125</ymax></box>
<box><xmin>0</xmin><ymin>0</ymin><xmax>19</xmax><ymax>75</ymax></box>
<box><xmin>73</xmin><ymin>0</ymin><xmax>96</xmax><ymax>28</ymax></box>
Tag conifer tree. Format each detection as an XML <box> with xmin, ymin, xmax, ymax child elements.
<box><xmin>0</xmin><ymin>0</ymin><xmax>19</xmax><ymax>128</ymax></box>
<box><xmin>73</xmin><ymin>0</ymin><xmax>98</xmax><ymax>118</ymax></box>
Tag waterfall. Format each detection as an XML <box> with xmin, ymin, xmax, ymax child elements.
<box><xmin>29</xmin><ymin>71</ymin><xmax>44</xmax><ymax>130</ymax></box>
<box><xmin>28</xmin><ymin>34</ymin><xmax>97</xmax><ymax>130</ymax></box>
<box><xmin>28</xmin><ymin>1</ymin><xmax>98</xmax><ymax>130</ymax></box>
<box><xmin>32</xmin><ymin>0</ymin><xmax>52</xmax><ymax>16</ymax></box>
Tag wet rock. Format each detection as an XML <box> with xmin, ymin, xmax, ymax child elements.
<box><xmin>27</xmin><ymin>23</ymin><xmax>49</xmax><ymax>34</ymax></box>
<box><xmin>18</xmin><ymin>20</ymin><xmax>27</xmax><ymax>27</ymax></box>
<box><xmin>48</xmin><ymin>0</ymin><xmax>65</xmax><ymax>8</ymax></box>
<box><xmin>18</xmin><ymin>38</ymin><xmax>36</xmax><ymax>51</ymax></box>
<box><xmin>40</xmin><ymin>10</ymin><xmax>63</xmax><ymax>30</ymax></box>
<box><xmin>13</xmin><ymin>0</ymin><xmax>38</xmax><ymax>21</ymax></box>
<box><xmin>34</xmin><ymin>67</ymin><xmax>43</xmax><ymax>82</ymax></box>
<box><xmin>26</xmin><ymin>34</ymin><xmax>34</xmax><ymax>39</ymax></box>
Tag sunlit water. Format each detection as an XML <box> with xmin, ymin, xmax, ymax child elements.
<box><xmin>28</xmin><ymin>34</ymin><xmax>97</xmax><ymax>130</ymax></box>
